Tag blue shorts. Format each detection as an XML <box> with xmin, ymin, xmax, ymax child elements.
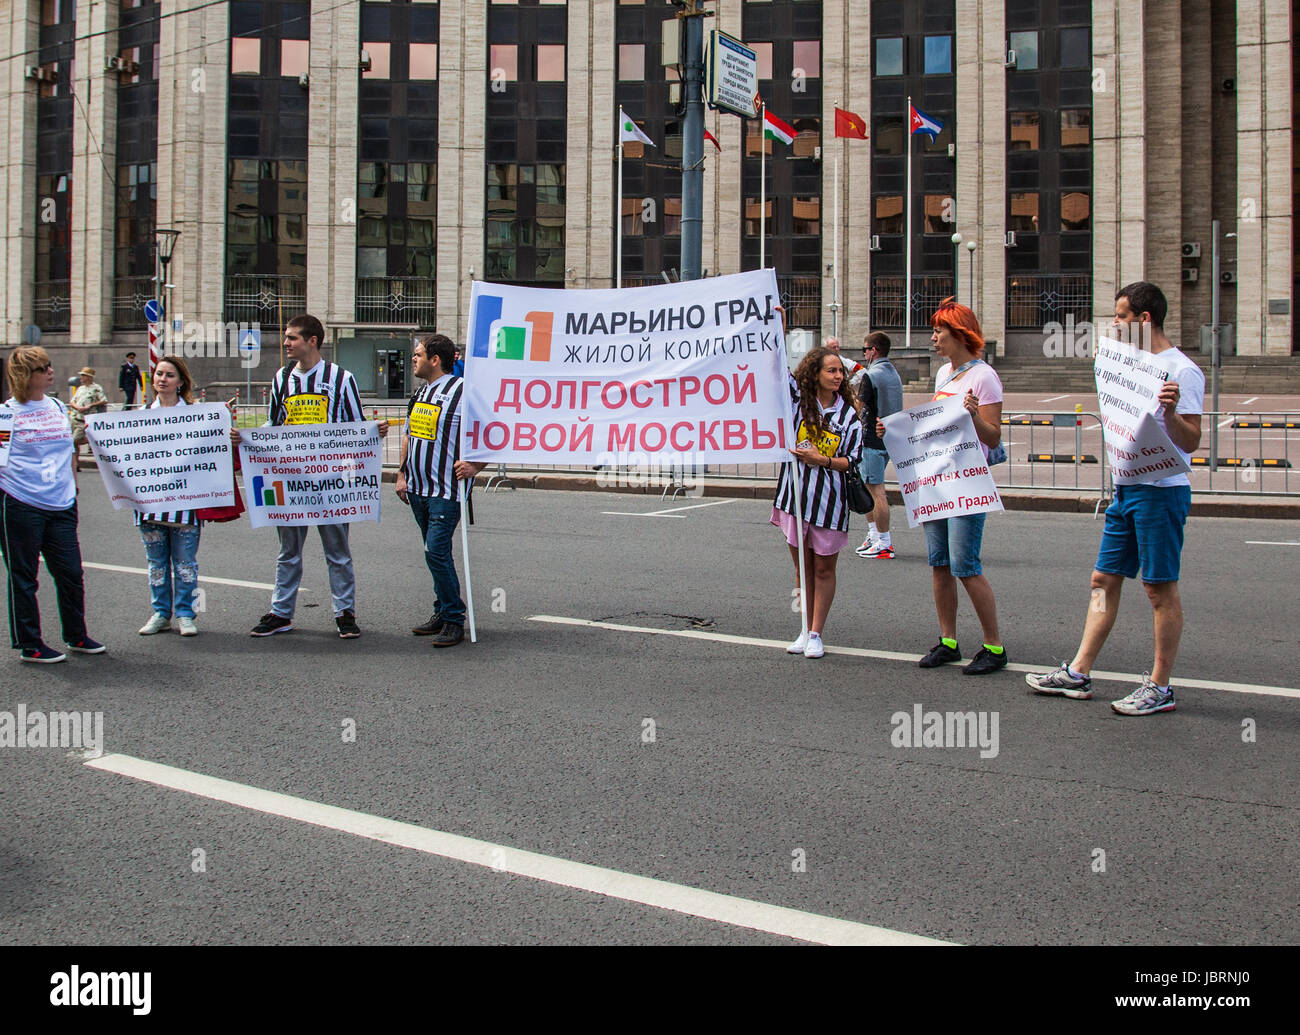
<box><xmin>923</xmin><ymin>513</ymin><xmax>987</xmax><ymax>578</ymax></box>
<box><xmin>1095</xmin><ymin>484</ymin><xmax>1192</xmax><ymax>583</ymax></box>
<box><xmin>861</xmin><ymin>447</ymin><xmax>889</xmax><ymax>485</ymax></box>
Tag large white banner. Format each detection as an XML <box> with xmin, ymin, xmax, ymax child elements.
<box><xmin>461</xmin><ymin>270</ymin><xmax>792</xmax><ymax>466</ymax></box>
<box><xmin>85</xmin><ymin>403</ymin><xmax>234</xmax><ymax>511</ymax></box>
<box><xmin>883</xmin><ymin>398</ymin><xmax>1004</xmax><ymax>528</ymax></box>
<box><xmin>1094</xmin><ymin>336</ymin><xmax>1190</xmax><ymax>485</ymax></box>
<box><xmin>238</xmin><ymin>423</ymin><xmax>383</xmax><ymax>529</ymax></box>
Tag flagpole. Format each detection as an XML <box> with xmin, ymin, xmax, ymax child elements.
<box><xmin>760</xmin><ymin>102</ymin><xmax>766</xmax><ymax>271</ymax></box>
<box><xmin>617</xmin><ymin>119</ymin><xmax>624</xmax><ymax>290</ymax></box>
<box><xmin>904</xmin><ymin>95</ymin><xmax>912</xmax><ymax>352</ymax></box>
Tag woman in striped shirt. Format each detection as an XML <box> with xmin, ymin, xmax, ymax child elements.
<box><xmin>771</xmin><ymin>346</ymin><xmax>864</xmax><ymax>659</ymax></box>
<box><xmin>135</xmin><ymin>357</ymin><xmax>207</xmax><ymax>637</ymax></box>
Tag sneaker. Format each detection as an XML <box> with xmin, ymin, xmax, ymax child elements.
<box><xmin>250</xmin><ymin>612</ymin><xmax>293</xmax><ymax>637</ymax></box>
<box><xmin>431</xmin><ymin>624</ymin><xmax>464</xmax><ymax>648</ymax></box>
<box><xmin>861</xmin><ymin>543</ymin><xmax>895</xmax><ymax>559</ymax></box>
<box><xmin>20</xmin><ymin>643</ymin><xmax>66</xmax><ymax>664</ymax></box>
<box><xmin>786</xmin><ymin>631</ymin><xmax>808</xmax><ymax>654</ymax></box>
<box><xmin>918</xmin><ymin>641</ymin><xmax>962</xmax><ymax>668</ymax></box>
<box><xmin>336</xmin><ymin>611</ymin><xmax>361</xmax><ymax>638</ymax></box>
<box><xmin>65</xmin><ymin>637</ymin><xmax>107</xmax><ymax>654</ymax></box>
<box><xmin>803</xmin><ymin>632</ymin><xmax>825</xmax><ymax>659</ymax></box>
<box><xmin>854</xmin><ymin>536</ymin><xmax>877</xmax><ymax>556</ymax></box>
<box><xmin>1111</xmin><ymin>678</ymin><xmax>1176</xmax><ymax>716</ymax></box>
<box><xmin>175</xmin><ymin>617</ymin><xmax>198</xmax><ymax>637</ymax></box>
<box><xmin>412</xmin><ymin>614</ymin><xmax>445</xmax><ymax>636</ymax></box>
<box><xmin>1026</xmin><ymin>662</ymin><xmax>1093</xmax><ymax>700</ymax></box>
<box><xmin>139</xmin><ymin>613</ymin><xmax>171</xmax><ymax>635</ymax></box>
<box><xmin>962</xmin><ymin>646</ymin><xmax>1009</xmax><ymax>675</ymax></box>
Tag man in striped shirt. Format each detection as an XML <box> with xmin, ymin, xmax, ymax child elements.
<box><xmin>394</xmin><ymin>334</ymin><xmax>484</xmax><ymax>648</ymax></box>
<box><xmin>246</xmin><ymin>314</ymin><xmax>389</xmax><ymax>639</ymax></box>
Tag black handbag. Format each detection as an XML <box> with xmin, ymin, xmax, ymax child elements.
<box><xmin>844</xmin><ymin>464</ymin><xmax>874</xmax><ymax>516</ymax></box>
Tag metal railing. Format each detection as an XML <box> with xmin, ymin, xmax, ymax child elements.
<box><xmin>224</xmin><ymin>275</ymin><xmax>307</xmax><ymax>325</ymax></box>
<box><xmin>870</xmin><ymin>275</ymin><xmax>955</xmax><ymax>329</ymax></box>
<box><xmin>112</xmin><ymin>275</ymin><xmax>156</xmax><ymax>330</ymax></box>
<box><xmin>356</xmin><ymin>277</ymin><xmax>436</xmax><ymax>326</ymax></box>
<box><xmin>1006</xmin><ymin>273</ymin><xmax>1092</xmax><ymax>329</ymax></box>
<box><xmin>777</xmin><ymin>274</ymin><xmax>821</xmax><ymax>329</ymax></box>
<box><xmin>34</xmin><ymin>280</ymin><xmax>72</xmax><ymax>331</ymax></box>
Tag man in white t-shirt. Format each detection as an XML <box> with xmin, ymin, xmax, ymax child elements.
<box><xmin>1028</xmin><ymin>282</ymin><xmax>1204</xmax><ymax>715</ymax></box>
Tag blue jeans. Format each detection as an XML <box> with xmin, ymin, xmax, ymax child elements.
<box><xmin>409</xmin><ymin>494</ymin><xmax>465</xmax><ymax>626</ymax></box>
<box><xmin>140</xmin><ymin>522</ymin><xmax>201</xmax><ymax>618</ymax></box>
<box><xmin>922</xmin><ymin>513</ymin><xmax>987</xmax><ymax>578</ymax></box>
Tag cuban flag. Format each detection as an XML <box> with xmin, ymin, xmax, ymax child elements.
<box><xmin>909</xmin><ymin>104</ymin><xmax>943</xmax><ymax>140</ymax></box>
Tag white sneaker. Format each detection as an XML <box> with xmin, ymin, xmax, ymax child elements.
<box><xmin>138</xmin><ymin>613</ymin><xmax>171</xmax><ymax>635</ymax></box>
<box><xmin>786</xmin><ymin>631</ymin><xmax>809</xmax><ymax>654</ymax></box>
<box><xmin>854</xmin><ymin>534</ymin><xmax>879</xmax><ymax>556</ymax></box>
<box><xmin>803</xmin><ymin>632</ymin><xmax>825</xmax><ymax>659</ymax></box>
<box><xmin>175</xmin><ymin>617</ymin><xmax>198</xmax><ymax>637</ymax></box>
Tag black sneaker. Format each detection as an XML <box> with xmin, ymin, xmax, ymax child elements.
<box><xmin>412</xmin><ymin>614</ymin><xmax>445</xmax><ymax>636</ymax></box>
<box><xmin>918</xmin><ymin>641</ymin><xmax>962</xmax><ymax>668</ymax></box>
<box><xmin>20</xmin><ymin>643</ymin><xmax>66</xmax><ymax>664</ymax></box>
<box><xmin>250</xmin><ymin>613</ymin><xmax>294</xmax><ymax>637</ymax></box>
<box><xmin>962</xmin><ymin>646</ymin><xmax>1009</xmax><ymax>675</ymax></box>
<box><xmin>336</xmin><ymin>611</ymin><xmax>361</xmax><ymax>638</ymax></box>
<box><xmin>431</xmin><ymin>624</ymin><xmax>464</xmax><ymax>648</ymax></box>
<box><xmin>65</xmin><ymin>636</ymin><xmax>107</xmax><ymax>654</ymax></box>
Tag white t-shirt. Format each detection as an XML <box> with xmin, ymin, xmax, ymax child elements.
<box><xmin>932</xmin><ymin>360</ymin><xmax>1004</xmax><ymax>463</ymax></box>
<box><xmin>1146</xmin><ymin>346</ymin><xmax>1205</xmax><ymax>489</ymax></box>
<box><xmin>0</xmin><ymin>396</ymin><xmax>76</xmax><ymax>510</ymax></box>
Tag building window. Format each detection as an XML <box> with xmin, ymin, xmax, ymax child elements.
<box><xmin>875</xmin><ymin>37</ymin><xmax>903</xmax><ymax>76</ymax></box>
<box><xmin>281</xmin><ymin>40</ymin><xmax>308</xmax><ymax>78</ymax></box>
<box><xmin>490</xmin><ymin>44</ymin><xmax>518</xmax><ymax>81</ymax></box>
<box><xmin>536</xmin><ymin>44</ymin><xmax>565</xmax><ymax>81</ymax></box>
<box><xmin>1009</xmin><ymin>192</ymin><xmax>1039</xmax><ymax>233</ymax></box>
<box><xmin>618</xmin><ymin>43</ymin><xmax>644</xmax><ymax>81</ymax></box>
<box><xmin>1009</xmin><ymin>110</ymin><xmax>1039</xmax><ymax>150</ymax></box>
<box><xmin>792</xmin><ymin>41</ymin><xmax>819</xmax><ymax>78</ymax></box>
<box><xmin>1060</xmin><ymin>109</ymin><xmax>1090</xmax><ymax>147</ymax></box>
<box><xmin>874</xmin><ymin>195</ymin><xmax>903</xmax><ymax>235</ymax></box>
<box><xmin>1061</xmin><ymin>192</ymin><xmax>1090</xmax><ymax>231</ymax></box>
<box><xmin>363</xmin><ymin>41</ymin><xmax>391</xmax><ymax>79</ymax></box>
<box><xmin>751</xmin><ymin>42</ymin><xmax>773</xmax><ymax>80</ymax></box>
<box><xmin>1008</xmin><ymin>31</ymin><xmax>1037</xmax><ymax>70</ymax></box>
<box><xmin>231</xmin><ymin>37</ymin><xmax>260</xmax><ymax>75</ymax></box>
<box><xmin>923</xmin><ymin>36</ymin><xmax>952</xmax><ymax>75</ymax></box>
<box><xmin>410</xmin><ymin>43</ymin><xmax>438</xmax><ymax>80</ymax></box>
<box><xmin>1059</xmin><ymin>27</ymin><xmax>1090</xmax><ymax>69</ymax></box>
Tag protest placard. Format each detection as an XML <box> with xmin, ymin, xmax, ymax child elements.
<box><xmin>238</xmin><ymin>422</ymin><xmax>383</xmax><ymax>529</ymax></box>
<box><xmin>460</xmin><ymin>270</ymin><xmax>792</xmax><ymax>467</ymax></box>
<box><xmin>1093</xmin><ymin>336</ymin><xmax>1190</xmax><ymax>485</ymax></box>
<box><xmin>883</xmin><ymin>398</ymin><xmax>1004</xmax><ymax>528</ymax></box>
<box><xmin>85</xmin><ymin>403</ymin><xmax>234</xmax><ymax>511</ymax></box>
<box><xmin>0</xmin><ymin>407</ymin><xmax>13</xmax><ymax>468</ymax></box>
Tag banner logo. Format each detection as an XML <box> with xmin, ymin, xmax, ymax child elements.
<box><xmin>252</xmin><ymin>475</ymin><xmax>284</xmax><ymax>507</ymax></box>
<box><xmin>471</xmin><ymin>294</ymin><xmax>553</xmax><ymax>362</ymax></box>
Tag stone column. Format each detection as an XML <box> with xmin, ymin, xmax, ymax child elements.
<box><xmin>1234</xmin><ymin>0</ymin><xmax>1293</xmax><ymax>356</ymax></box>
<box><xmin>1179</xmin><ymin>0</ymin><xmax>1213</xmax><ymax>351</ymax></box>
<box><xmin>1</xmin><ymin>1</ymin><xmax>41</xmax><ymax>344</ymax></box>
<box><xmin>71</xmin><ymin>0</ymin><xmax>119</xmax><ymax>344</ymax></box>
<box><xmin>437</xmin><ymin>0</ymin><xmax>486</xmax><ymax>344</ymax></box>
<box><xmin>306</xmin><ymin>0</ymin><xmax>359</xmax><ymax>325</ymax></box>
<box><xmin>713</xmin><ymin>0</ymin><xmax>742</xmax><ymax>279</ymax></box>
<box><xmin>155</xmin><ymin>0</ymin><xmax>228</xmax><ymax>330</ymax></box>
<box><xmin>565</xmin><ymin>0</ymin><xmax>615</xmax><ymax>290</ymax></box>
<box><xmin>1144</xmin><ymin>0</ymin><xmax>1182</xmax><ymax>336</ymax></box>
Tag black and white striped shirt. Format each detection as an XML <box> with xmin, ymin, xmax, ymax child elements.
<box><xmin>403</xmin><ymin>374</ymin><xmax>465</xmax><ymax>501</ymax></box>
<box><xmin>268</xmin><ymin>360</ymin><xmax>363</xmax><ymax>426</ymax></box>
<box><xmin>135</xmin><ymin>396</ymin><xmax>197</xmax><ymax>527</ymax></box>
<box><xmin>773</xmin><ymin>374</ymin><xmax>864</xmax><ymax>532</ymax></box>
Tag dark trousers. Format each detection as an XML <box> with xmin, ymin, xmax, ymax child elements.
<box><xmin>0</xmin><ymin>492</ymin><xmax>87</xmax><ymax>650</ymax></box>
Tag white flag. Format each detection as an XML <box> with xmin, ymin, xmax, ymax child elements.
<box><xmin>618</xmin><ymin>108</ymin><xmax>655</xmax><ymax>147</ymax></box>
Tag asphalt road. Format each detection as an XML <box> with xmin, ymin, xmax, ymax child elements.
<box><xmin>2</xmin><ymin>483</ymin><xmax>1297</xmax><ymax>945</ymax></box>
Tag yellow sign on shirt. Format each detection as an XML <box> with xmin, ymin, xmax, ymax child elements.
<box><xmin>408</xmin><ymin>401</ymin><xmax>442</xmax><ymax>442</ymax></box>
<box><xmin>796</xmin><ymin>420</ymin><xmax>841</xmax><ymax>459</ymax></box>
<box><xmin>283</xmin><ymin>393</ymin><xmax>327</xmax><ymax>425</ymax></box>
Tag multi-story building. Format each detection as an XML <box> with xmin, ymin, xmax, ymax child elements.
<box><xmin>1</xmin><ymin>0</ymin><xmax>1294</xmax><ymax>393</ymax></box>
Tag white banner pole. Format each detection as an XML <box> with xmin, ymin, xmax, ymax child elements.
<box><xmin>791</xmin><ymin>457</ymin><xmax>810</xmax><ymax>639</ymax></box>
<box><xmin>760</xmin><ymin>102</ymin><xmax>766</xmax><ymax>271</ymax></box>
<box><xmin>617</xmin><ymin>114</ymin><xmax>624</xmax><ymax>290</ymax></box>
<box><xmin>459</xmin><ymin>480</ymin><xmax>477</xmax><ymax>643</ymax></box>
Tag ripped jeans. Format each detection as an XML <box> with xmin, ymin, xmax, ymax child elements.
<box><xmin>140</xmin><ymin>522</ymin><xmax>201</xmax><ymax>618</ymax></box>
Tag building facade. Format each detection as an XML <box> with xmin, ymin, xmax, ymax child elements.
<box><xmin>1</xmin><ymin>0</ymin><xmax>1294</xmax><ymax>393</ymax></box>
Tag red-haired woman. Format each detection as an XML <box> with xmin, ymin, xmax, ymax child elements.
<box><xmin>881</xmin><ymin>299</ymin><xmax>1007</xmax><ymax>674</ymax></box>
<box><xmin>772</xmin><ymin>346</ymin><xmax>864</xmax><ymax>659</ymax></box>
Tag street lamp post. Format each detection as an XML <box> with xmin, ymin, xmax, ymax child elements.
<box><xmin>965</xmin><ymin>239</ymin><xmax>976</xmax><ymax>308</ymax></box>
<box><xmin>950</xmin><ymin>232</ymin><xmax>963</xmax><ymax>305</ymax></box>
<box><xmin>155</xmin><ymin>228</ymin><xmax>181</xmax><ymax>367</ymax></box>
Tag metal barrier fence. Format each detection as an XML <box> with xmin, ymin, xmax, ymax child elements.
<box><xmin>215</xmin><ymin>399</ymin><xmax>1298</xmax><ymax>500</ymax></box>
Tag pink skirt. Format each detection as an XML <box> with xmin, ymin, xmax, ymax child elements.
<box><xmin>770</xmin><ymin>506</ymin><xmax>849</xmax><ymax>556</ymax></box>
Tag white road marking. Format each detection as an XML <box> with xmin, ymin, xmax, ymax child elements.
<box><xmin>528</xmin><ymin>615</ymin><xmax>1300</xmax><ymax>701</ymax></box>
<box><xmin>1241</xmin><ymin>397</ymin><xmax>1259</xmax><ymax>406</ymax></box>
<box><xmin>1245</xmin><ymin>541</ymin><xmax>1300</xmax><ymax>547</ymax></box>
<box><xmin>1038</xmin><ymin>395</ymin><xmax>1070</xmax><ymax>403</ymax></box>
<box><xmin>83</xmin><ymin>753</ymin><xmax>949</xmax><ymax>947</ymax></box>
<box><xmin>603</xmin><ymin>499</ymin><xmax>736</xmax><ymax>518</ymax></box>
<box><xmin>83</xmin><ymin>562</ymin><xmax>299</xmax><ymax>593</ymax></box>
<box><xmin>1217</xmin><ymin>417</ymin><xmax>1237</xmax><ymax>428</ymax></box>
